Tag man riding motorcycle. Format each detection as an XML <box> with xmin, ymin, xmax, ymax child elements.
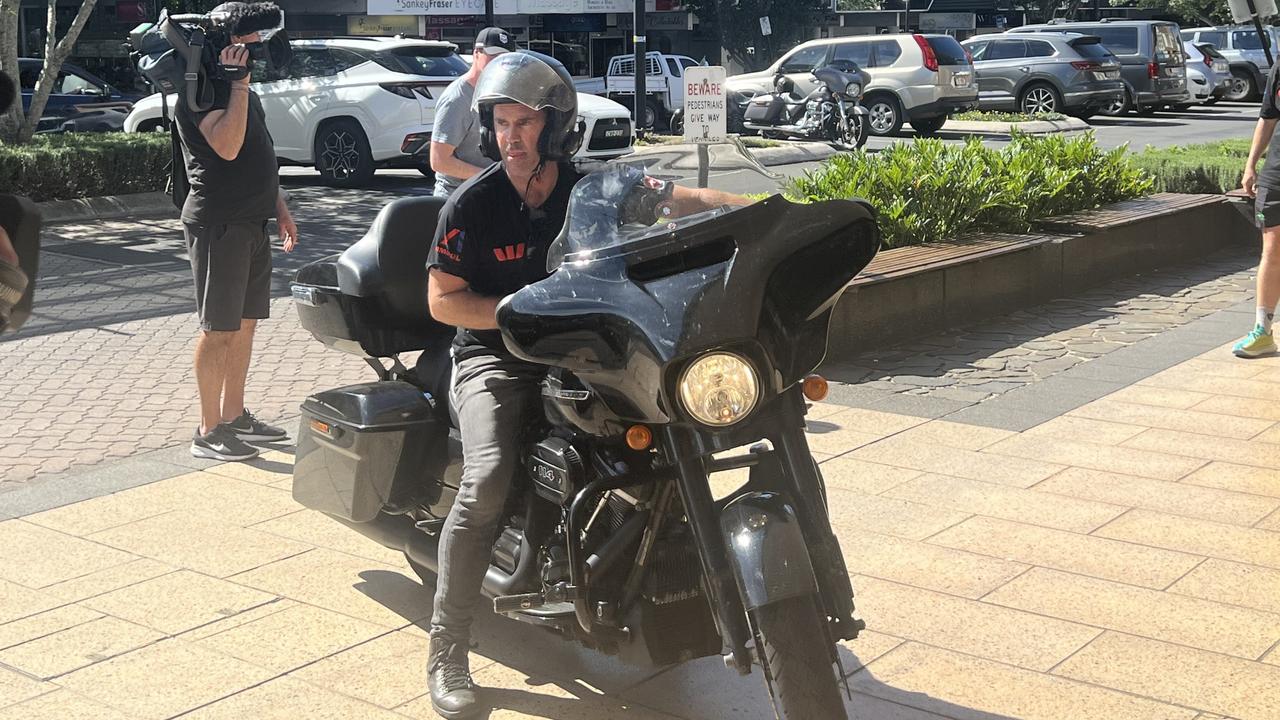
<box><xmin>423</xmin><ymin>50</ymin><xmax>748</xmax><ymax>718</ymax></box>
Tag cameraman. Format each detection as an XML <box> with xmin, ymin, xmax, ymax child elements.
<box><xmin>175</xmin><ymin>2</ymin><xmax>295</xmax><ymax>461</ymax></box>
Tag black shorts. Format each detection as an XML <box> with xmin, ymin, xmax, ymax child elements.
<box><xmin>1256</xmin><ymin>187</ymin><xmax>1280</xmax><ymax>229</ymax></box>
<box><xmin>184</xmin><ymin>221</ymin><xmax>271</xmax><ymax>332</ymax></box>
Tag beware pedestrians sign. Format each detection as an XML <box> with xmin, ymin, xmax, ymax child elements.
<box><xmin>683</xmin><ymin>66</ymin><xmax>727</xmax><ymax>144</ymax></box>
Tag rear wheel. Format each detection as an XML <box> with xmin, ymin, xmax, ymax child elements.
<box><xmin>1019</xmin><ymin>83</ymin><xmax>1062</xmax><ymax>115</ymax></box>
<box><xmin>909</xmin><ymin>115</ymin><xmax>947</xmax><ymax>136</ymax></box>
<box><xmin>1100</xmin><ymin>90</ymin><xmax>1131</xmax><ymax>116</ymax></box>
<box><xmin>1225</xmin><ymin>69</ymin><xmax>1256</xmax><ymax>102</ymax></box>
<box><xmin>315</xmin><ymin>119</ymin><xmax>375</xmax><ymax>187</ymax></box>
<box><xmin>753</xmin><ymin>594</ymin><xmax>846</xmax><ymax>720</ymax></box>
<box><xmin>864</xmin><ymin>94</ymin><xmax>903</xmax><ymax>136</ymax></box>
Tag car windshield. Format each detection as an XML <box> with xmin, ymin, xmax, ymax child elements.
<box><xmin>377</xmin><ymin>47</ymin><xmax>469</xmax><ymax>77</ymax></box>
<box><xmin>1154</xmin><ymin>24</ymin><xmax>1184</xmax><ymax>62</ymax></box>
<box><xmin>545</xmin><ymin>140</ymin><xmax>780</xmax><ymax>272</ymax></box>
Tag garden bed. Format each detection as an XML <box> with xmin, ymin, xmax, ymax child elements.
<box><xmin>0</xmin><ymin>133</ymin><xmax>170</xmax><ymax>202</ymax></box>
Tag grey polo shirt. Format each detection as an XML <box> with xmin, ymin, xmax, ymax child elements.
<box><xmin>432</xmin><ymin>77</ymin><xmax>492</xmax><ymax>197</ymax></box>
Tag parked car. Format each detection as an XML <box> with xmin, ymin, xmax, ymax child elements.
<box><xmin>574</xmin><ymin>51</ymin><xmax>701</xmax><ymax>129</ymax></box>
<box><xmin>126</xmin><ymin>38</ymin><xmax>634</xmax><ymax>185</ymax></box>
<box><xmin>17</xmin><ymin>58</ymin><xmax>142</xmax><ymax>132</ymax></box>
<box><xmin>1008</xmin><ymin>20</ymin><xmax>1190</xmax><ymax>115</ymax></box>
<box><xmin>726</xmin><ymin>34</ymin><xmax>977</xmax><ymax>137</ymax></box>
<box><xmin>961</xmin><ymin>33</ymin><xmax>1123</xmax><ymax>119</ymax></box>
<box><xmin>1180</xmin><ymin>26</ymin><xmax>1280</xmax><ymax>101</ymax></box>
<box><xmin>1182</xmin><ymin>40</ymin><xmax>1232</xmax><ymax>106</ymax></box>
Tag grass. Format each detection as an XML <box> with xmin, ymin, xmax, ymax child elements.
<box><xmin>1131</xmin><ymin>138</ymin><xmax>1252</xmax><ymax>193</ymax></box>
<box><xmin>951</xmin><ymin>110</ymin><xmax>1069</xmax><ymax>123</ymax></box>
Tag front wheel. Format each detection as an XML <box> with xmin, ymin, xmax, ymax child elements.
<box><xmin>909</xmin><ymin>115</ymin><xmax>947</xmax><ymax>136</ymax></box>
<box><xmin>830</xmin><ymin>111</ymin><xmax>867</xmax><ymax>151</ymax></box>
<box><xmin>753</xmin><ymin>594</ymin><xmax>846</xmax><ymax>720</ymax></box>
<box><xmin>315</xmin><ymin>119</ymin><xmax>376</xmax><ymax>187</ymax></box>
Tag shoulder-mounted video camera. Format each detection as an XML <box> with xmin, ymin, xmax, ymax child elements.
<box><xmin>129</xmin><ymin>2</ymin><xmax>292</xmax><ymax>113</ymax></box>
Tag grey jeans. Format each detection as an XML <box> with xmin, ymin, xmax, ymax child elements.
<box><xmin>430</xmin><ymin>350</ymin><xmax>544</xmax><ymax>642</ymax></box>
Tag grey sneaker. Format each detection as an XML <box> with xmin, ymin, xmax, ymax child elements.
<box><xmin>225</xmin><ymin>409</ymin><xmax>288</xmax><ymax>442</ymax></box>
<box><xmin>191</xmin><ymin>424</ymin><xmax>260</xmax><ymax>461</ymax></box>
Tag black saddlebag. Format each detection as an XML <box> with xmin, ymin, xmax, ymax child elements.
<box><xmin>744</xmin><ymin>94</ymin><xmax>785</xmax><ymax>123</ymax></box>
<box><xmin>294</xmin><ymin>380</ymin><xmax>447</xmax><ymax>522</ymax></box>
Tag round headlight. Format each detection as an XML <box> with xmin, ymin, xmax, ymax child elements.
<box><xmin>678</xmin><ymin>353</ymin><xmax>759</xmax><ymax>427</ymax></box>
<box><xmin>846</xmin><ymin>82</ymin><xmax>863</xmax><ymax>97</ymax></box>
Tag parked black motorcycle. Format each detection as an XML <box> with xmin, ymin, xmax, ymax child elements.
<box><xmin>288</xmin><ymin>147</ymin><xmax>880</xmax><ymax>718</ymax></box>
<box><xmin>743</xmin><ymin>59</ymin><xmax>871</xmax><ymax>151</ymax></box>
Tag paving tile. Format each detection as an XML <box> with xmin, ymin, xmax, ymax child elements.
<box><xmin>88</xmin><ymin>510</ymin><xmax>311</xmax><ymax>578</ymax></box>
<box><xmin>179</xmin><ymin>598</ymin><xmax>299</xmax><ymax>641</ymax></box>
<box><xmin>884</xmin><ymin>474</ymin><xmax>1125</xmax><ymax>533</ymax></box>
<box><xmin>1095</xmin><ymin>509</ymin><xmax>1280</xmax><ymax>570</ymax></box>
<box><xmin>839</xmin><ymin>628</ymin><xmax>907</xmax><ymax>675</ymax></box>
<box><xmin>1020</xmin><ymin>416</ymin><xmax>1149</xmax><ymax>445</ymax></box>
<box><xmin>984</xmin><ymin>567</ymin><xmax>1280</xmax><ymax>659</ymax></box>
<box><xmin>0</xmin><ymin>579</ymin><xmax>62</xmax><ymax>626</ymax></box>
<box><xmin>232</xmin><ymin>548</ymin><xmax>432</xmax><ymax>629</ymax></box>
<box><xmin>1259</xmin><ymin>508</ymin><xmax>1280</xmax><ymax>532</ymax></box>
<box><xmin>38</xmin><ymin>558</ymin><xmax>174</xmax><ymax>604</ymax></box>
<box><xmin>0</xmin><ymin>666</ymin><xmax>52</xmax><ymax>707</ymax></box>
<box><xmin>1190</xmin><ymin>393</ymin><xmax>1280</xmax><ymax>421</ymax></box>
<box><xmin>851</xmin><ymin>438</ymin><xmax>1066</xmax><ymax>488</ymax></box>
<box><xmin>1251</xmin><ymin>423</ymin><xmax>1280</xmax><ymax>444</ymax></box>
<box><xmin>1123</xmin><ymin>428</ymin><xmax>1280</xmax><ymax>470</ymax></box>
<box><xmin>290</xmin><ymin>630</ymin><xmax>439</xmax><ymax>709</ymax></box>
<box><xmin>886</xmin><ymin>420</ymin><xmax>1016</xmax><ymax>451</ymax></box>
<box><xmin>0</xmin><ymin>604</ymin><xmax>102</xmax><ymax>651</ymax></box>
<box><xmin>806</xmin><ymin>401</ymin><xmax>855</xmax><ymax>420</ymax></box>
<box><xmin>820</xmin><ymin>407</ymin><xmax>931</xmax><ymax>436</ymax></box>
<box><xmin>929</xmin><ymin>516</ymin><xmax>1203</xmax><ymax>590</ymax></box>
<box><xmin>202</xmin><ymin>455</ymin><xmax>296</xmax><ymax>486</ymax></box>
<box><xmin>827</xmin><ymin>488</ymin><xmax>971</xmax><ymax>541</ymax></box>
<box><xmin>1139</xmin><ymin>371</ymin><xmax>1280</xmax><ymax>401</ymax></box>
<box><xmin>803</xmin><ymin>427</ymin><xmax>884</xmax><ymax>456</ymax></box>
<box><xmin>982</xmin><ymin>434</ymin><xmax>1206</xmax><ymax>481</ymax></box>
<box><xmin>22</xmin><ymin>486</ymin><xmax>175</xmax><ymax>536</ymax></box>
<box><xmin>196</xmin><ymin>603</ymin><xmax>391</xmax><ymax>674</ymax></box>
<box><xmin>853</xmin><ymin>642</ymin><xmax>1197</xmax><ymax>720</ymax></box>
<box><xmin>1054</xmin><ymin>632</ymin><xmax>1280</xmax><ymax>720</ymax></box>
<box><xmin>1034</xmin><ymin>467</ymin><xmax>1279</xmax><ymax>526</ymax></box>
<box><xmin>181</xmin><ymin>676</ymin><xmax>408</xmax><ymax>720</ymax></box>
<box><xmin>852</xmin><ymin>576</ymin><xmax>1100</xmax><ymax>671</ymax></box>
<box><xmin>1180</xmin><ymin>462</ymin><xmax>1280</xmax><ymax>499</ymax></box>
<box><xmin>1181</xmin><ymin>358</ymin><xmax>1269</xmax><ymax>379</ymax></box>
<box><xmin>82</xmin><ymin>569</ymin><xmax>278</xmax><ymax>635</ymax></box>
<box><xmin>57</xmin><ymin>638</ymin><xmax>276</xmax><ymax>720</ymax></box>
<box><xmin>0</xmin><ymin>520</ymin><xmax>135</xmax><ymax>589</ymax></box>
<box><xmin>1099</xmin><ymin>385</ymin><xmax>1213</xmax><ymax>410</ymax></box>
<box><xmin>249</xmin><ymin>510</ymin><xmax>409</xmax><ymax>567</ymax></box>
<box><xmin>1070</xmin><ymin>399</ymin><xmax>1276</xmax><ymax>440</ymax></box>
<box><xmin>0</xmin><ymin>689</ymin><xmax>131</xmax><ymax>720</ymax></box>
<box><xmin>820</xmin><ymin>457</ymin><xmax>922</xmax><ymax>495</ymax></box>
<box><xmin>112</xmin><ymin>471</ymin><xmax>301</xmax><ymax>528</ymax></box>
<box><xmin>0</xmin><ymin>614</ymin><xmax>163</xmax><ymax>679</ymax></box>
<box><xmin>940</xmin><ymin>403</ymin><xmax>1057</xmax><ymax>432</ymax></box>
<box><xmin>837</xmin><ymin>527</ymin><xmax>1028</xmax><ymax>598</ymax></box>
<box><xmin>1168</xmin><ymin>558</ymin><xmax>1280</xmax><ymax>617</ymax></box>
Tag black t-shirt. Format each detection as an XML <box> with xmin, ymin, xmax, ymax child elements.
<box><xmin>175</xmin><ymin>82</ymin><xmax>279</xmax><ymax>225</ymax></box>
<box><xmin>1259</xmin><ymin>64</ymin><xmax>1280</xmax><ymax>190</ymax></box>
<box><xmin>427</xmin><ymin>162</ymin><xmax>584</xmax><ymax>357</ymax></box>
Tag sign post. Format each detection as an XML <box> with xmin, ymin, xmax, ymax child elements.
<box><xmin>683</xmin><ymin>66</ymin><xmax>727</xmax><ymax>188</ymax></box>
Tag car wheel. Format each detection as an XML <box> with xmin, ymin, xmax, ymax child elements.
<box><xmin>909</xmin><ymin>115</ymin><xmax>947</xmax><ymax>136</ymax></box>
<box><xmin>314</xmin><ymin>119</ymin><xmax>375</xmax><ymax>187</ymax></box>
<box><xmin>1100</xmin><ymin>90</ymin><xmax>1131</xmax><ymax>116</ymax></box>
<box><xmin>640</xmin><ymin>98</ymin><xmax>663</xmax><ymax>131</ymax></box>
<box><xmin>137</xmin><ymin>118</ymin><xmax>167</xmax><ymax>133</ymax></box>
<box><xmin>669</xmin><ymin>108</ymin><xmax>684</xmax><ymax>136</ymax></box>
<box><xmin>1225</xmin><ymin>69</ymin><xmax>1256</xmax><ymax>102</ymax></box>
<box><xmin>864</xmin><ymin>94</ymin><xmax>903</xmax><ymax>136</ymax></box>
<box><xmin>1019</xmin><ymin>83</ymin><xmax>1062</xmax><ymax>115</ymax></box>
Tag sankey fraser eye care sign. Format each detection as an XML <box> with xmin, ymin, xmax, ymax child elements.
<box><xmin>683</xmin><ymin>66</ymin><xmax>727</xmax><ymax>144</ymax></box>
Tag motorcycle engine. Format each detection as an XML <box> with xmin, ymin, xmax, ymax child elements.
<box><xmin>802</xmin><ymin>100</ymin><xmax>823</xmax><ymax>130</ymax></box>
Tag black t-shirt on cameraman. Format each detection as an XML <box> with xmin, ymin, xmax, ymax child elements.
<box><xmin>174</xmin><ymin>80</ymin><xmax>279</xmax><ymax>225</ymax></box>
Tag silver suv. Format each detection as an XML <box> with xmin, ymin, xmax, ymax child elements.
<box><xmin>725</xmin><ymin>34</ymin><xmax>977</xmax><ymax>137</ymax></box>
<box><xmin>962</xmin><ymin>33</ymin><xmax>1124</xmax><ymax>119</ymax></box>
<box><xmin>1180</xmin><ymin>26</ymin><xmax>1280</xmax><ymax>101</ymax></box>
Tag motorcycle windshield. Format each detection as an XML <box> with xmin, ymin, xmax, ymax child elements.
<box><xmin>500</xmin><ymin>141</ymin><xmax>879</xmax><ymax>424</ymax></box>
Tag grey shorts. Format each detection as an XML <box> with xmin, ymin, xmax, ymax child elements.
<box><xmin>184</xmin><ymin>221</ymin><xmax>271</xmax><ymax>332</ymax></box>
<box><xmin>1256</xmin><ymin>187</ymin><xmax>1280</xmax><ymax>229</ymax></box>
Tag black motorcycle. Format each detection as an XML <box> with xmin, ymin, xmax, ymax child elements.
<box><xmin>742</xmin><ymin>59</ymin><xmax>871</xmax><ymax>151</ymax></box>
<box><xmin>287</xmin><ymin>149</ymin><xmax>880</xmax><ymax>718</ymax></box>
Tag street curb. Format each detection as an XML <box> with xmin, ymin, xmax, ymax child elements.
<box><xmin>941</xmin><ymin>117</ymin><xmax>1090</xmax><ymax>137</ymax></box>
<box><xmin>37</xmin><ymin>191</ymin><xmax>176</xmax><ymax>225</ymax></box>
<box><xmin>630</xmin><ymin>141</ymin><xmax>838</xmax><ymax>167</ymax></box>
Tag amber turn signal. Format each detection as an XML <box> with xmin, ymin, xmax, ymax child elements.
<box><xmin>802</xmin><ymin>374</ymin><xmax>829</xmax><ymax>402</ymax></box>
<box><xmin>309</xmin><ymin>419</ymin><xmax>331</xmax><ymax>435</ymax></box>
<box><xmin>625</xmin><ymin>424</ymin><xmax>653</xmax><ymax>450</ymax></box>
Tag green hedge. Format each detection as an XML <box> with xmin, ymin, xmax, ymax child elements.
<box><xmin>951</xmin><ymin>110</ymin><xmax>1068</xmax><ymax>122</ymax></box>
<box><xmin>1131</xmin><ymin>139</ymin><xmax>1252</xmax><ymax>194</ymax></box>
<box><xmin>0</xmin><ymin>132</ymin><xmax>170</xmax><ymax>202</ymax></box>
<box><xmin>783</xmin><ymin>132</ymin><xmax>1153</xmax><ymax>248</ymax></box>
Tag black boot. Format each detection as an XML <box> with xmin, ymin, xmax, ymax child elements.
<box><xmin>428</xmin><ymin>635</ymin><xmax>478</xmax><ymax>719</ymax></box>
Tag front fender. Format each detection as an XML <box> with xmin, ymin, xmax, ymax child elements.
<box><xmin>720</xmin><ymin>491</ymin><xmax>818</xmax><ymax>611</ymax></box>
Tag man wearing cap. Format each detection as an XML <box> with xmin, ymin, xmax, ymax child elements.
<box><xmin>429</xmin><ymin>27</ymin><xmax>517</xmax><ymax>197</ymax></box>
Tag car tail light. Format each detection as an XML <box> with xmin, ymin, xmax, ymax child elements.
<box><xmin>1203</xmin><ymin>52</ymin><xmax>1213</xmax><ymax>68</ymax></box>
<box><xmin>913</xmin><ymin>35</ymin><xmax>939</xmax><ymax>72</ymax></box>
<box><xmin>380</xmin><ymin>82</ymin><xmax>433</xmax><ymax>100</ymax></box>
<box><xmin>1070</xmin><ymin>61</ymin><xmax>1101</xmax><ymax>70</ymax></box>
<box><xmin>1148</xmin><ymin>62</ymin><xmax>1159</xmax><ymax>79</ymax></box>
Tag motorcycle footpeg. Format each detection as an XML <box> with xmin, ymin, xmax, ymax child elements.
<box><xmin>494</xmin><ymin>591</ymin><xmax>551</xmax><ymax>614</ymax></box>
<box><xmin>414</xmin><ymin>518</ymin><xmax>445</xmax><ymax>535</ymax></box>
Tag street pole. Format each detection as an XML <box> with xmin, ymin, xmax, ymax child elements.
<box><xmin>486</xmin><ymin>0</ymin><xmax>495</xmax><ymax>29</ymax></box>
<box><xmin>1246</xmin><ymin>0</ymin><xmax>1275</xmax><ymax>67</ymax></box>
<box><xmin>634</xmin><ymin>0</ymin><xmax>648</xmax><ymax>132</ymax></box>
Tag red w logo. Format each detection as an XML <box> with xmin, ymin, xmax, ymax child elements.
<box><xmin>493</xmin><ymin>243</ymin><xmax>526</xmax><ymax>262</ymax></box>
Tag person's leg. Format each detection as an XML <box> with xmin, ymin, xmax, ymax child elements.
<box><xmin>220</xmin><ymin>318</ymin><xmax>256</xmax><ymax>422</ymax></box>
<box><xmin>1236</xmin><ymin>193</ymin><xmax>1280</xmax><ymax>357</ymax></box>
<box><xmin>219</xmin><ymin>222</ymin><xmax>286</xmax><ymax>441</ymax></box>
<box><xmin>1258</xmin><ymin>224</ymin><xmax>1280</xmax><ymax>324</ymax></box>
<box><xmin>195</xmin><ymin>329</ymin><xmax>234</xmax><ymax>435</ymax></box>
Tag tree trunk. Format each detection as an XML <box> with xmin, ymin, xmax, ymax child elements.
<box><xmin>0</xmin><ymin>0</ymin><xmax>22</xmax><ymax>143</ymax></box>
<box><xmin>15</xmin><ymin>0</ymin><xmax>100</xmax><ymax>144</ymax></box>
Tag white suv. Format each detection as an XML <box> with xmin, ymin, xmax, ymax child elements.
<box><xmin>125</xmin><ymin>36</ymin><xmax>635</xmax><ymax>186</ymax></box>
